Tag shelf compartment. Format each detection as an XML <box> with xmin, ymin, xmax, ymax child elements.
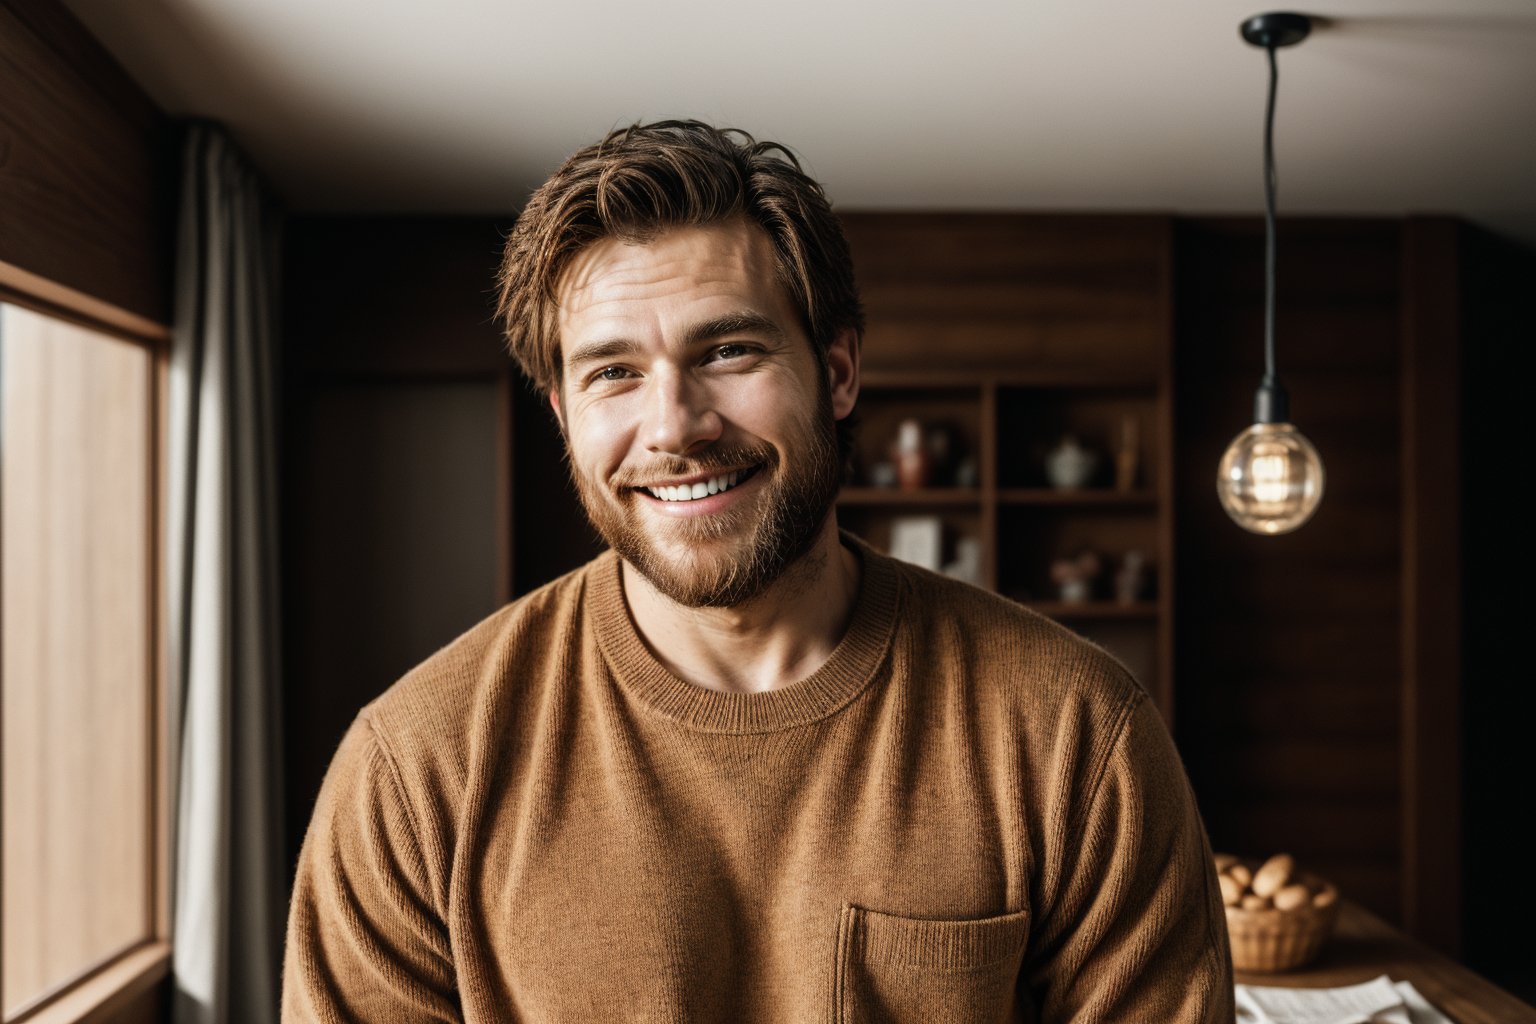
<box><xmin>996</xmin><ymin>386</ymin><xmax>1159</xmax><ymax>491</ymax></box>
<box><xmin>839</xmin><ymin>506</ymin><xmax>990</xmax><ymax>589</ymax></box>
<box><xmin>849</xmin><ymin>384</ymin><xmax>984</xmax><ymax>491</ymax></box>
<box><xmin>996</xmin><ymin>506</ymin><xmax>1158</xmax><ymax>607</ymax></box>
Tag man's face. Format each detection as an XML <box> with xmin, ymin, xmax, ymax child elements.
<box><xmin>550</xmin><ymin>219</ymin><xmax>857</xmax><ymax>608</ymax></box>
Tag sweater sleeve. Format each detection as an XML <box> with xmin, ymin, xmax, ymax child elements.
<box><xmin>1024</xmin><ymin>694</ymin><xmax>1236</xmax><ymax>1022</ymax></box>
<box><xmin>282</xmin><ymin>716</ymin><xmax>463</xmax><ymax>1023</ymax></box>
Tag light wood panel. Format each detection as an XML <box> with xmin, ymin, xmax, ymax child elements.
<box><xmin>1</xmin><ymin>304</ymin><xmax>156</xmax><ymax>1015</ymax></box>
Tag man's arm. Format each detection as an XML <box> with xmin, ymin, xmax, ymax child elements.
<box><xmin>283</xmin><ymin>716</ymin><xmax>462</xmax><ymax>1023</ymax></box>
<box><xmin>1024</xmin><ymin>694</ymin><xmax>1236</xmax><ymax>1022</ymax></box>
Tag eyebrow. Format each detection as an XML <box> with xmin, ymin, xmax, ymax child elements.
<box><xmin>565</xmin><ymin>338</ymin><xmax>640</xmax><ymax>371</ymax></box>
<box><xmin>564</xmin><ymin>311</ymin><xmax>787</xmax><ymax>371</ymax></box>
<box><xmin>683</xmin><ymin>311</ymin><xmax>786</xmax><ymax>347</ymax></box>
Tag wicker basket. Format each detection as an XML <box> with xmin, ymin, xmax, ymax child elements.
<box><xmin>1224</xmin><ymin>871</ymin><xmax>1340</xmax><ymax>972</ymax></box>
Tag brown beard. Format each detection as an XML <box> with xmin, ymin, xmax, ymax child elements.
<box><xmin>570</xmin><ymin>382</ymin><xmax>842</xmax><ymax>608</ymax></box>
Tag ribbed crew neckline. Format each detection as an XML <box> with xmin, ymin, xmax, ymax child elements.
<box><xmin>589</xmin><ymin>532</ymin><xmax>900</xmax><ymax>734</ymax></box>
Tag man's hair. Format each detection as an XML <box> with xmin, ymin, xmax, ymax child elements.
<box><xmin>495</xmin><ymin>120</ymin><xmax>864</xmax><ymax>461</ymax></box>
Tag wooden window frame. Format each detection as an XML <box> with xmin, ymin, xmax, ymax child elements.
<box><xmin>1</xmin><ymin>263</ymin><xmax>173</xmax><ymax>1024</ymax></box>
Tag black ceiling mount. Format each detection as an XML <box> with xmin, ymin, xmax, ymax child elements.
<box><xmin>1241</xmin><ymin>12</ymin><xmax>1313</xmax><ymax>49</ymax></box>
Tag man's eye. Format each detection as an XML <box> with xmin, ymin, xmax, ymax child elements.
<box><xmin>709</xmin><ymin>343</ymin><xmax>753</xmax><ymax>362</ymax></box>
<box><xmin>595</xmin><ymin>366</ymin><xmax>631</xmax><ymax>382</ymax></box>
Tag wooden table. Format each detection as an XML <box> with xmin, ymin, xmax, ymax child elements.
<box><xmin>1234</xmin><ymin>903</ymin><xmax>1536</xmax><ymax>1024</ymax></box>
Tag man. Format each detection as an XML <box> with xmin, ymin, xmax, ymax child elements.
<box><xmin>283</xmin><ymin>121</ymin><xmax>1234</xmax><ymax>1022</ymax></box>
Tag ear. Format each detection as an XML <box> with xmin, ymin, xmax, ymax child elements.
<box><xmin>825</xmin><ymin>328</ymin><xmax>861</xmax><ymax>421</ymax></box>
<box><xmin>548</xmin><ymin>388</ymin><xmax>565</xmax><ymax>431</ymax></box>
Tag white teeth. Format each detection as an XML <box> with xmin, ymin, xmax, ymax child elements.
<box><xmin>645</xmin><ymin>468</ymin><xmax>753</xmax><ymax>502</ymax></box>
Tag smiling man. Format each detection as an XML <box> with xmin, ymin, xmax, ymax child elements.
<box><xmin>283</xmin><ymin>121</ymin><xmax>1234</xmax><ymax>1023</ymax></box>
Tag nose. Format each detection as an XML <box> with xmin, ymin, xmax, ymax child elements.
<box><xmin>643</xmin><ymin>367</ymin><xmax>722</xmax><ymax>456</ymax></box>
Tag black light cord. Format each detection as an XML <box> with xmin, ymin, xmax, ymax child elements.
<box><xmin>1263</xmin><ymin>43</ymin><xmax>1279</xmax><ymax>386</ymax></box>
<box><xmin>1238</xmin><ymin>10</ymin><xmax>1310</xmax><ymax>425</ymax></box>
<box><xmin>1252</xmin><ymin>39</ymin><xmax>1290</xmax><ymax>425</ymax></box>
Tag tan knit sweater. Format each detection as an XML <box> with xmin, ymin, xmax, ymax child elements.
<box><xmin>283</xmin><ymin>536</ymin><xmax>1235</xmax><ymax>1022</ymax></box>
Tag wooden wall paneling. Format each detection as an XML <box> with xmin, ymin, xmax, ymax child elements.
<box><xmin>1155</xmin><ymin>219</ymin><xmax>1177</xmax><ymax>722</ymax></box>
<box><xmin>1398</xmin><ymin>217</ymin><xmax>1462</xmax><ymax>956</ymax></box>
<box><xmin>510</xmin><ymin>369</ymin><xmax>601</xmax><ymax>596</ymax></box>
<box><xmin>0</xmin><ymin>0</ymin><xmax>172</xmax><ymax>324</ymax></box>
<box><xmin>979</xmin><ymin>381</ymin><xmax>998</xmax><ymax>592</ymax></box>
<box><xmin>281</xmin><ymin>374</ymin><xmax>503</xmax><ymax>876</ymax></box>
<box><xmin>151</xmin><ymin>344</ymin><xmax>171</xmax><ymax>948</ymax></box>
<box><xmin>1173</xmin><ymin>218</ymin><xmax>1407</xmax><ymax>924</ymax></box>
<box><xmin>282</xmin><ymin>217</ymin><xmax>517</xmax><ymax>877</ymax></box>
<box><xmin>1458</xmin><ymin>227</ymin><xmax>1536</xmax><ymax>1000</ymax></box>
<box><xmin>839</xmin><ymin>214</ymin><xmax>1169</xmax><ymax>377</ymax></box>
<box><xmin>1</xmin><ymin>306</ymin><xmax>156</xmax><ymax>1014</ymax></box>
<box><xmin>284</xmin><ymin>218</ymin><xmax>511</xmax><ymax>378</ymax></box>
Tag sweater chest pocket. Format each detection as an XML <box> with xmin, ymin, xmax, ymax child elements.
<box><xmin>831</xmin><ymin>903</ymin><xmax>1030</xmax><ymax>1024</ymax></box>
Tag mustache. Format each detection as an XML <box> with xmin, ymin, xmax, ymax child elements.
<box><xmin>610</xmin><ymin>443</ymin><xmax>777</xmax><ymax>489</ymax></box>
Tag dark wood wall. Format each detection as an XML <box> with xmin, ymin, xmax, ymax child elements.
<box><xmin>840</xmin><ymin>213</ymin><xmax>1170</xmax><ymax>378</ymax></box>
<box><xmin>1173</xmin><ymin>218</ymin><xmax>1407</xmax><ymax>922</ymax></box>
<box><xmin>279</xmin><ymin>217</ymin><xmax>597</xmax><ymax>877</ymax></box>
<box><xmin>0</xmin><ymin>0</ymin><xmax>173</xmax><ymax>325</ymax></box>
<box><xmin>1458</xmin><ymin>228</ymin><xmax>1536</xmax><ymax>997</ymax></box>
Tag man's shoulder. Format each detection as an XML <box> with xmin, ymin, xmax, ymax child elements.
<box><xmin>357</xmin><ymin>552</ymin><xmax>609</xmax><ymax>766</ymax></box>
<box><xmin>879</xmin><ymin>550</ymin><xmax>1145</xmax><ymax>722</ymax></box>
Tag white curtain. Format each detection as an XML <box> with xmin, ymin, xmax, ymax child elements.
<box><xmin>167</xmin><ymin>122</ymin><xmax>285</xmax><ymax>1024</ymax></box>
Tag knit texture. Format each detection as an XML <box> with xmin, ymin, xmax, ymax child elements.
<box><xmin>283</xmin><ymin>535</ymin><xmax>1235</xmax><ymax>1022</ymax></box>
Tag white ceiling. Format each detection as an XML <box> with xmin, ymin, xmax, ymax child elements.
<box><xmin>62</xmin><ymin>0</ymin><xmax>1536</xmax><ymax>244</ymax></box>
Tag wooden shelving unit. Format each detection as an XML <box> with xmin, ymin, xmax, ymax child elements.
<box><xmin>834</xmin><ymin>214</ymin><xmax>1177</xmax><ymax>716</ymax></box>
<box><xmin>837</xmin><ymin>369</ymin><xmax>1174</xmax><ymax>713</ymax></box>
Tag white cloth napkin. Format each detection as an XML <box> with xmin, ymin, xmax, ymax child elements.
<box><xmin>1235</xmin><ymin>975</ymin><xmax>1455</xmax><ymax>1024</ymax></box>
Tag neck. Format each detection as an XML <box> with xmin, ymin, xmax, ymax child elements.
<box><xmin>621</xmin><ymin>518</ymin><xmax>861</xmax><ymax>694</ymax></box>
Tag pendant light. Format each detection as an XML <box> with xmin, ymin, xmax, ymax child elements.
<box><xmin>1217</xmin><ymin>12</ymin><xmax>1325</xmax><ymax>535</ymax></box>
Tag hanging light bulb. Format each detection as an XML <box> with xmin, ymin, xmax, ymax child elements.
<box><xmin>1218</xmin><ymin>11</ymin><xmax>1325</xmax><ymax>535</ymax></box>
<box><xmin>1218</xmin><ymin>423</ymin><xmax>1324</xmax><ymax>534</ymax></box>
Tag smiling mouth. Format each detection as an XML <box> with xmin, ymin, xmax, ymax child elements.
<box><xmin>641</xmin><ymin>465</ymin><xmax>762</xmax><ymax>503</ymax></box>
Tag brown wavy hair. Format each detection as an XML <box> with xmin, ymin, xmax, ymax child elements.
<box><xmin>495</xmin><ymin>120</ymin><xmax>864</xmax><ymax>461</ymax></box>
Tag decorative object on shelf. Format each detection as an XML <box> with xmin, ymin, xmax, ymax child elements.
<box><xmin>942</xmin><ymin>536</ymin><xmax>984</xmax><ymax>587</ymax></box>
<box><xmin>1049</xmin><ymin>548</ymin><xmax>1102</xmax><ymax>604</ymax></box>
<box><xmin>1115</xmin><ymin>415</ymin><xmax>1139</xmax><ymax>492</ymax></box>
<box><xmin>926</xmin><ymin>423</ymin><xmax>955</xmax><ymax>482</ymax></box>
<box><xmin>893</xmin><ymin>418</ymin><xmax>931</xmax><ymax>490</ymax></box>
<box><xmin>1216</xmin><ymin>851</ymin><xmax>1339</xmax><ymax>972</ymax></box>
<box><xmin>1114</xmin><ymin>550</ymin><xmax>1148</xmax><ymax>605</ymax></box>
<box><xmin>954</xmin><ymin>455</ymin><xmax>979</xmax><ymax>489</ymax></box>
<box><xmin>1045</xmin><ymin>435</ymin><xmax>1097</xmax><ymax>490</ymax></box>
<box><xmin>866</xmin><ymin>460</ymin><xmax>897</xmax><ymax>489</ymax></box>
<box><xmin>888</xmin><ymin>515</ymin><xmax>943</xmax><ymax>571</ymax></box>
<box><xmin>1217</xmin><ymin>12</ymin><xmax>1326</xmax><ymax>536</ymax></box>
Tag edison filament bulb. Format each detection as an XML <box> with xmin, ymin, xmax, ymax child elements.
<box><xmin>1216</xmin><ymin>422</ymin><xmax>1325</xmax><ymax>535</ymax></box>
